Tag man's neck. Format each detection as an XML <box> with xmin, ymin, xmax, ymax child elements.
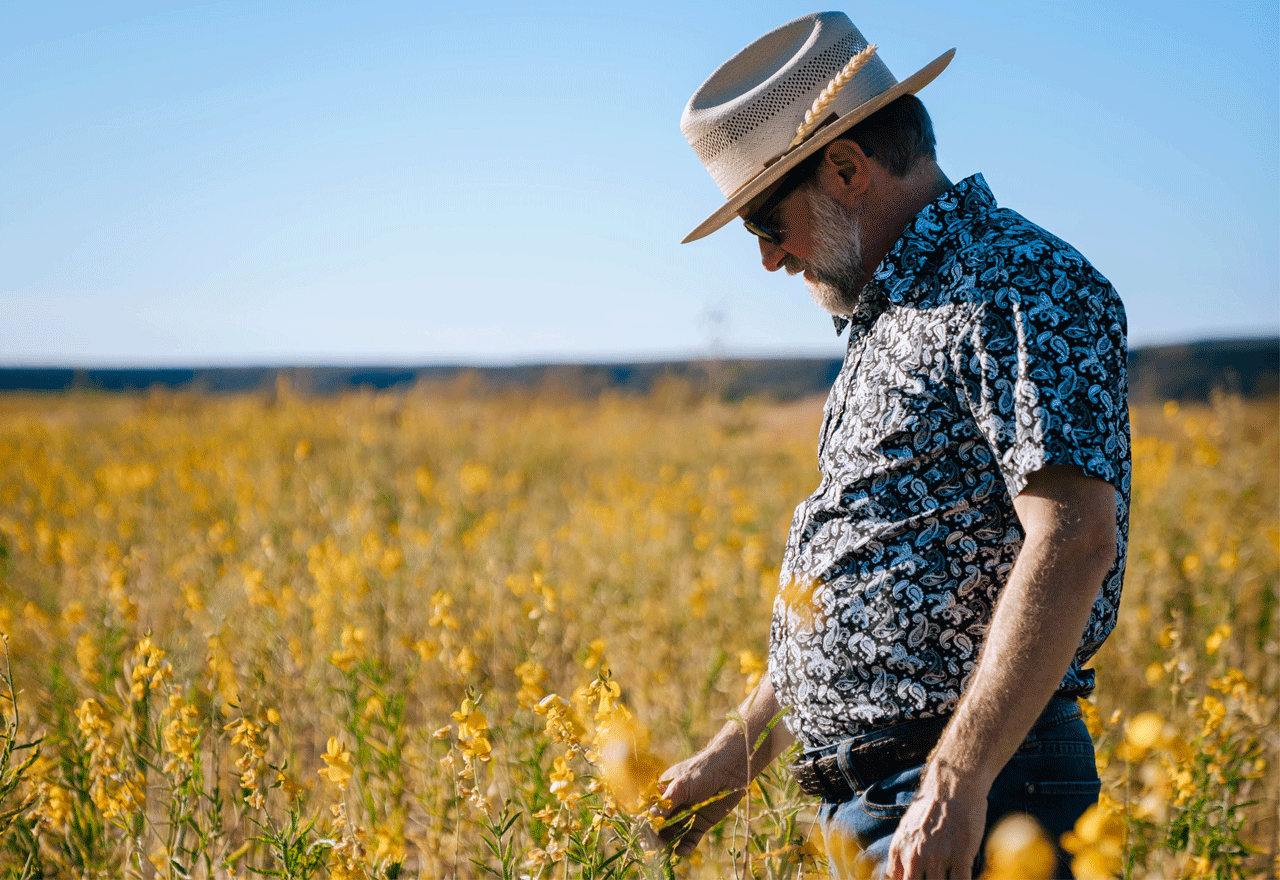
<box><xmin>860</xmin><ymin>160</ymin><xmax>952</xmax><ymax>276</ymax></box>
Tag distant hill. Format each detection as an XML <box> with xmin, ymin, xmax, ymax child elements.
<box><xmin>1</xmin><ymin>336</ymin><xmax>1275</xmax><ymax>404</ymax></box>
<box><xmin>1127</xmin><ymin>337</ymin><xmax>1277</xmax><ymax>402</ymax></box>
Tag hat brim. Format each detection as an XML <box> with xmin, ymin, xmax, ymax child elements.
<box><xmin>682</xmin><ymin>48</ymin><xmax>956</xmax><ymax>244</ymax></box>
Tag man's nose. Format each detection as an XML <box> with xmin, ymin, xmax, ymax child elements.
<box><xmin>759</xmin><ymin>237</ymin><xmax>787</xmax><ymax>272</ymax></box>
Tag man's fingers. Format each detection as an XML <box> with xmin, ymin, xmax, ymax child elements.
<box><xmin>886</xmin><ymin>844</ymin><xmax>908</xmax><ymax>880</ymax></box>
<box><xmin>672</xmin><ymin>813</ymin><xmax>714</xmax><ymax>857</ymax></box>
<box><xmin>656</xmin><ymin>778</ymin><xmax>683</xmax><ymax>816</ymax></box>
<box><xmin>658</xmin><ymin>814</ymin><xmax>693</xmax><ymax>846</ymax></box>
<box><xmin>888</xmin><ymin>840</ymin><xmax>977</xmax><ymax>880</ymax></box>
<box><xmin>650</xmin><ymin>789</ymin><xmax>719</xmax><ymax>857</ymax></box>
<box><xmin>887</xmin><ymin>827</ymin><xmax>917</xmax><ymax>880</ymax></box>
<box><xmin>650</xmin><ymin>779</ymin><xmax>695</xmax><ymax>847</ymax></box>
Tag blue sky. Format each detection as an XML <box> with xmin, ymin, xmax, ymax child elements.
<box><xmin>2</xmin><ymin>1</ymin><xmax>1277</xmax><ymax>367</ymax></box>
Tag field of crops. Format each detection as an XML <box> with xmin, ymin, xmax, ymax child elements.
<box><xmin>0</xmin><ymin>381</ymin><xmax>1275</xmax><ymax>879</ymax></box>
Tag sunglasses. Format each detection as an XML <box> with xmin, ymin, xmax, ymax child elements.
<box><xmin>741</xmin><ymin>144</ymin><xmax>872</xmax><ymax>246</ymax></box>
<box><xmin>741</xmin><ymin>171</ymin><xmax>810</xmax><ymax>247</ymax></box>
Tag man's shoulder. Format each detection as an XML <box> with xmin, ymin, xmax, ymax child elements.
<box><xmin>932</xmin><ymin>199</ymin><xmax>1118</xmax><ymax>316</ymax></box>
<box><xmin>884</xmin><ymin>177</ymin><xmax>1119</xmax><ymax>318</ymax></box>
<box><xmin>951</xmin><ymin>202</ymin><xmax>1097</xmax><ymax>277</ymax></box>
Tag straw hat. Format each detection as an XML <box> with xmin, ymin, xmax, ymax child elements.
<box><xmin>679</xmin><ymin>12</ymin><xmax>954</xmax><ymax>243</ymax></box>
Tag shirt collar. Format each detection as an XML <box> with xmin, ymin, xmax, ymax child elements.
<box><xmin>871</xmin><ymin>173</ymin><xmax>994</xmax><ymax>302</ymax></box>
<box><xmin>832</xmin><ymin>173</ymin><xmax>994</xmax><ymax>336</ymax></box>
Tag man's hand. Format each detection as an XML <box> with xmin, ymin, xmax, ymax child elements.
<box><xmin>649</xmin><ymin>676</ymin><xmax>792</xmax><ymax>858</ymax></box>
<box><xmin>886</xmin><ymin>761</ymin><xmax>987</xmax><ymax>880</ymax></box>
<box><xmin>653</xmin><ymin>744</ymin><xmax>747</xmax><ymax>857</ymax></box>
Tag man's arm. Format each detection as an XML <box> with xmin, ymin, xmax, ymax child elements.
<box><xmin>654</xmin><ymin>674</ymin><xmax>794</xmax><ymax>857</ymax></box>
<box><xmin>887</xmin><ymin>464</ymin><xmax>1118</xmax><ymax>880</ymax></box>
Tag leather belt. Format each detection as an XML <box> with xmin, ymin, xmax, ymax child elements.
<box><xmin>791</xmin><ymin>697</ymin><xmax>1082</xmax><ymax>802</ymax></box>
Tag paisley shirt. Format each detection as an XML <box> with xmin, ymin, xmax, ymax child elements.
<box><xmin>768</xmin><ymin>174</ymin><xmax>1130</xmax><ymax>749</ymax></box>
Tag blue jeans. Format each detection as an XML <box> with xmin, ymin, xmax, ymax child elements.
<box><xmin>816</xmin><ymin>704</ymin><xmax>1099</xmax><ymax>879</ymax></box>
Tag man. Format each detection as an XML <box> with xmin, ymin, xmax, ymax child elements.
<box><xmin>656</xmin><ymin>13</ymin><xmax>1129</xmax><ymax>880</ymax></box>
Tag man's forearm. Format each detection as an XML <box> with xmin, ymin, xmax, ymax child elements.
<box><xmin>929</xmin><ymin>517</ymin><xmax>1113</xmax><ymax>787</ymax></box>
<box><xmin>929</xmin><ymin>470</ymin><xmax>1116</xmax><ymax>786</ymax></box>
<box><xmin>655</xmin><ymin>670</ymin><xmax>794</xmax><ymax>856</ymax></box>
<box><xmin>704</xmin><ymin>674</ymin><xmax>794</xmax><ymax>787</ymax></box>
<box><xmin>887</xmin><ymin>466</ymin><xmax>1117</xmax><ymax>880</ymax></box>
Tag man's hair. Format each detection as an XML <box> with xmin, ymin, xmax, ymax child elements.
<box><xmin>839</xmin><ymin>94</ymin><xmax>936</xmax><ymax>177</ymax></box>
<box><xmin>748</xmin><ymin>95</ymin><xmax>937</xmax><ymax>216</ymax></box>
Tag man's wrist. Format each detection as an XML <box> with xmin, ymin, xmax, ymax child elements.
<box><xmin>703</xmin><ymin>724</ymin><xmax>755</xmax><ymax>787</ymax></box>
<box><xmin>924</xmin><ymin>740</ymin><xmax>999</xmax><ymax>794</ymax></box>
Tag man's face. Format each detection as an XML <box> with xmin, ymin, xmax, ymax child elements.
<box><xmin>784</xmin><ymin>182</ymin><xmax>866</xmax><ymax>317</ymax></box>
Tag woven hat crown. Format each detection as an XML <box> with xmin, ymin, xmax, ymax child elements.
<box><xmin>681</xmin><ymin>13</ymin><xmax>892</xmax><ymax>199</ymax></box>
<box><xmin>679</xmin><ymin>12</ymin><xmax>953</xmax><ymax>242</ymax></box>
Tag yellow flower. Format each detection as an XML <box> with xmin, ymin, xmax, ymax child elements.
<box><xmin>1204</xmin><ymin>623</ymin><xmax>1231</xmax><ymax>656</ymax></box>
<box><xmin>36</xmin><ymin>783</ymin><xmax>73</xmax><ymax>830</ymax></box>
<box><xmin>594</xmin><ymin>719</ymin><xmax>666</xmax><ymax>813</ymax></box>
<box><xmin>549</xmin><ymin>755</ymin><xmax>576</xmax><ymax>804</ymax></box>
<box><xmin>1061</xmin><ymin>794</ymin><xmax>1125</xmax><ymax>880</ymax></box>
<box><xmin>459</xmin><ymin>462</ymin><xmax>492</xmax><ymax>496</ymax></box>
<box><xmin>1071</xmin><ymin>849</ymin><xmax>1121</xmax><ymax>880</ymax></box>
<box><xmin>535</xmin><ymin>694</ymin><xmax>582</xmax><ymax>746</ymax></box>
<box><xmin>452</xmin><ymin>698</ymin><xmax>492</xmax><ymax>764</ymax></box>
<box><xmin>515</xmin><ymin>659</ymin><xmax>547</xmax><ymax>709</ymax></box>
<box><xmin>224</xmin><ymin>716</ymin><xmax>264</xmax><ymax>751</ymax></box>
<box><xmin>582</xmin><ymin>637</ymin><xmax>607</xmax><ymax>670</ymax></box>
<box><xmin>451</xmin><ymin>699</ymin><xmax>483</xmax><ymax>735</ymax></box>
<box><xmin>330</xmin><ymin>625</ymin><xmax>367</xmax><ymax>671</ymax></box>
<box><xmin>1198</xmin><ymin>694</ymin><xmax>1227</xmax><ymax>738</ymax></box>
<box><xmin>739</xmin><ymin>649</ymin><xmax>765</xmax><ymax>692</ymax></box>
<box><xmin>428</xmin><ymin>590</ymin><xmax>459</xmax><ymax>630</ymax></box>
<box><xmin>414</xmin><ymin>465</ymin><xmax>433</xmax><ymax>496</ymax></box>
<box><xmin>822</xmin><ymin>823</ymin><xmax>871</xmax><ymax>880</ymax></box>
<box><xmin>130</xmin><ymin>635</ymin><xmax>171</xmax><ymax>700</ymax></box>
<box><xmin>75</xmin><ymin>633</ymin><xmax>99</xmax><ymax>683</ymax></box>
<box><xmin>451</xmin><ymin>645</ymin><xmax>477</xmax><ymax>675</ymax></box>
<box><xmin>361</xmin><ymin>694</ymin><xmax>384</xmax><ymax>721</ymax></box>
<box><xmin>148</xmin><ymin>845</ymin><xmax>170</xmax><ymax>874</ymax></box>
<box><xmin>61</xmin><ymin>601</ymin><xmax>85</xmax><ymax>626</ymax></box>
<box><xmin>591</xmin><ymin>676</ymin><xmax>626</xmax><ymax>724</ymax></box>
<box><xmin>1186</xmin><ymin>854</ymin><xmax>1213</xmax><ymax>877</ymax></box>
<box><xmin>1126</xmin><ymin>712</ymin><xmax>1165</xmax><ymax>751</ymax></box>
<box><xmin>77</xmin><ymin>698</ymin><xmax>112</xmax><ymax>743</ymax></box>
<box><xmin>276</xmin><ymin>771</ymin><xmax>306</xmax><ymax>801</ymax></box>
<box><xmin>1079</xmin><ymin>699</ymin><xmax>1103</xmax><ymax>739</ymax></box>
<box><xmin>319</xmin><ymin>736</ymin><xmax>354</xmax><ymax>787</ymax></box>
<box><xmin>161</xmin><ymin>693</ymin><xmax>201</xmax><ymax>772</ymax></box>
<box><xmin>461</xmin><ymin>732</ymin><xmax>492</xmax><ymax>763</ymax></box>
<box><xmin>984</xmin><ymin>813</ymin><xmax>1056</xmax><ymax>880</ymax></box>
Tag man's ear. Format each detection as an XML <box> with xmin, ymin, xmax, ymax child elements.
<box><xmin>816</xmin><ymin>140</ymin><xmax>872</xmax><ymax>200</ymax></box>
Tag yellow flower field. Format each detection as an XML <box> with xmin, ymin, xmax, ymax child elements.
<box><xmin>0</xmin><ymin>381</ymin><xmax>1275</xmax><ymax>879</ymax></box>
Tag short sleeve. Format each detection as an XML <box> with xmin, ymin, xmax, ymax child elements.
<box><xmin>953</xmin><ymin>251</ymin><xmax>1129</xmax><ymax>499</ymax></box>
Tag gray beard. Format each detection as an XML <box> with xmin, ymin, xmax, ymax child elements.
<box><xmin>784</xmin><ymin>186</ymin><xmax>866</xmax><ymax>317</ymax></box>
